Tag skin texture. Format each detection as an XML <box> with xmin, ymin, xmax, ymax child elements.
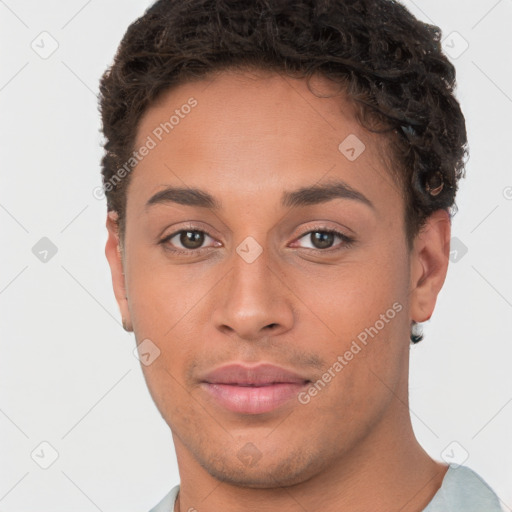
<box><xmin>105</xmin><ymin>70</ymin><xmax>451</xmax><ymax>512</ymax></box>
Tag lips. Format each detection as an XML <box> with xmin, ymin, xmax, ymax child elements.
<box><xmin>200</xmin><ymin>363</ymin><xmax>311</xmax><ymax>414</ymax></box>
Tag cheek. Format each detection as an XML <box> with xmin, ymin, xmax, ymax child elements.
<box><xmin>125</xmin><ymin>249</ymin><xmax>212</xmax><ymax>339</ymax></box>
<box><xmin>294</xmin><ymin>248</ymin><xmax>410</xmax><ymax>396</ymax></box>
<box><xmin>292</xmin><ymin>253</ymin><xmax>407</xmax><ymax>341</ymax></box>
<box><xmin>139</xmin><ymin>363</ymin><xmax>196</xmax><ymax>436</ymax></box>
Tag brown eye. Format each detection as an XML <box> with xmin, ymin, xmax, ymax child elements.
<box><xmin>162</xmin><ymin>229</ymin><xmax>217</xmax><ymax>252</ymax></box>
<box><xmin>179</xmin><ymin>230</ymin><xmax>205</xmax><ymax>249</ymax></box>
<box><xmin>310</xmin><ymin>231</ymin><xmax>335</xmax><ymax>249</ymax></box>
<box><xmin>295</xmin><ymin>229</ymin><xmax>352</xmax><ymax>251</ymax></box>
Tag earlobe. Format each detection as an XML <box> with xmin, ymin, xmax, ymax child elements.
<box><xmin>409</xmin><ymin>209</ymin><xmax>451</xmax><ymax>324</ymax></box>
<box><xmin>105</xmin><ymin>211</ymin><xmax>133</xmax><ymax>332</ymax></box>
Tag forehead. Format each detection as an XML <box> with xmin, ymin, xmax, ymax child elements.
<box><xmin>129</xmin><ymin>70</ymin><xmax>401</xmax><ymax>215</ymax></box>
<box><xmin>136</xmin><ymin>70</ymin><xmax>367</xmax><ymax>154</ymax></box>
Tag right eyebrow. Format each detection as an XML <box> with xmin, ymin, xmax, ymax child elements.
<box><xmin>145</xmin><ymin>186</ymin><xmax>221</xmax><ymax>211</ymax></box>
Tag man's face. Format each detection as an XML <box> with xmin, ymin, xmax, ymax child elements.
<box><xmin>107</xmin><ymin>71</ymin><xmax>435</xmax><ymax>487</ymax></box>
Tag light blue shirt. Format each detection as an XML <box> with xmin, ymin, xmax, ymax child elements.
<box><xmin>149</xmin><ymin>465</ymin><xmax>502</xmax><ymax>511</ymax></box>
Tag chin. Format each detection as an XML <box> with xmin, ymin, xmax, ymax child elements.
<box><xmin>196</xmin><ymin>447</ymin><xmax>324</xmax><ymax>489</ymax></box>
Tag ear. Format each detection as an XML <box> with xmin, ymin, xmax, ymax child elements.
<box><xmin>409</xmin><ymin>209</ymin><xmax>451</xmax><ymax>323</ymax></box>
<box><xmin>105</xmin><ymin>211</ymin><xmax>133</xmax><ymax>332</ymax></box>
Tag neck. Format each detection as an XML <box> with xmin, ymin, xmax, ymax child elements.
<box><xmin>171</xmin><ymin>402</ymin><xmax>448</xmax><ymax>512</ymax></box>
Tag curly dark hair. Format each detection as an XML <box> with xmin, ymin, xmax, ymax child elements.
<box><xmin>99</xmin><ymin>0</ymin><xmax>468</xmax><ymax>343</ymax></box>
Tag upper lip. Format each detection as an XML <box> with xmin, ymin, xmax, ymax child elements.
<box><xmin>200</xmin><ymin>363</ymin><xmax>310</xmax><ymax>386</ymax></box>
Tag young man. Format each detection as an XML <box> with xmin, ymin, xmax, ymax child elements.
<box><xmin>100</xmin><ymin>1</ymin><xmax>502</xmax><ymax>510</ymax></box>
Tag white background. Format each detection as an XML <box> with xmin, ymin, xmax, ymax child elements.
<box><xmin>1</xmin><ymin>0</ymin><xmax>511</xmax><ymax>510</ymax></box>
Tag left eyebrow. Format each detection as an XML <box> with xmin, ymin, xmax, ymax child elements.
<box><xmin>281</xmin><ymin>179</ymin><xmax>375</xmax><ymax>211</ymax></box>
<box><xmin>144</xmin><ymin>179</ymin><xmax>374</xmax><ymax>212</ymax></box>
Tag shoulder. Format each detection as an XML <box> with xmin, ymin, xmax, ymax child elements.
<box><xmin>148</xmin><ymin>484</ymin><xmax>180</xmax><ymax>512</ymax></box>
<box><xmin>146</xmin><ymin>471</ymin><xmax>502</xmax><ymax>512</ymax></box>
<box><xmin>423</xmin><ymin>465</ymin><xmax>502</xmax><ymax>512</ymax></box>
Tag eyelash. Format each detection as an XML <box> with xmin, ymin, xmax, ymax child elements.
<box><xmin>159</xmin><ymin>225</ymin><xmax>355</xmax><ymax>256</ymax></box>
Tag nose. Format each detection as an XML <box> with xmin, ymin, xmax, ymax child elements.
<box><xmin>211</xmin><ymin>246</ymin><xmax>295</xmax><ymax>342</ymax></box>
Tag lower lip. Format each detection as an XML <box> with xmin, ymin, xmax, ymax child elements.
<box><xmin>201</xmin><ymin>382</ymin><xmax>309</xmax><ymax>414</ymax></box>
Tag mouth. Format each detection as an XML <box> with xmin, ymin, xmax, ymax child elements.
<box><xmin>199</xmin><ymin>363</ymin><xmax>311</xmax><ymax>414</ymax></box>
